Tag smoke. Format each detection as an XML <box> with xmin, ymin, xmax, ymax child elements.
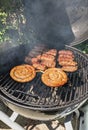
<box><xmin>24</xmin><ymin>0</ymin><xmax>74</xmax><ymax>49</ymax></box>
<box><xmin>0</xmin><ymin>44</ymin><xmax>27</xmax><ymax>73</ymax></box>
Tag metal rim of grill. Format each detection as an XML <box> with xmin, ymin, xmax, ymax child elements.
<box><xmin>0</xmin><ymin>45</ymin><xmax>88</xmax><ymax>111</ymax></box>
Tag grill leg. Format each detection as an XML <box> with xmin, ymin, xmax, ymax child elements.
<box><xmin>79</xmin><ymin>104</ymin><xmax>88</xmax><ymax>130</ymax></box>
<box><xmin>64</xmin><ymin>114</ymin><xmax>74</xmax><ymax>130</ymax></box>
<box><xmin>0</xmin><ymin>111</ymin><xmax>25</xmax><ymax>130</ymax></box>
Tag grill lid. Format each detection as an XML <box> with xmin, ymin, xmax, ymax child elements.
<box><xmin>0</xmin><ymin>46</ymin><xmax>88</xmax><ymax>111</ymax></box>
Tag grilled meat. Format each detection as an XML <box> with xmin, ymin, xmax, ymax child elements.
<box><xmin>58</xmin><ymin>57</ymin><xmax>74</xmax><ymax>62</ymax></box>
<box><xmin>45</xmin><ymin>49</ymin><xmax>57</xmax><ymax>56</ymax></box>
<box><xmin>59</xmin><ymin>61</ymin><xmax>77</xmax><ymax>66</ymax></box>
<box><xmin>31</xmin><ymin>58</ymin><xmax>38</xmax><ymax>63</ymax></box>
<box><xmin>41</xmin><ymin>68</ymin><xmax>68</xmax><ymax>87</ymax></box>
<box><xmin>33</xmin><ymin>62</ymin><xmax>46</xmax><ymax>71</ymax></box>
<box><xmin>59</xmin><ymin>54</ymin><xmax>74</xmax><ymax>58</ymax></box>
<box><xmin>41</xmin><ymin>54</ymin><xmax>55</xmax><ymax>61</ymax></box>
<box><xmin>41</xmin><ymin>60</ymin><xmax>56</xmax><ymax>68</ymax></box>
<box><xmin>61</xmin><ymin>65</ymin><xmax>78</xmax><ymax>72</ymax></box>
<box><xmin>58</xmin><ymin>50</ymin><xmax>78</xmax><ymax>72</ymax></box>
<box><xmin>10</xmin><ymin>64</ymin><xmax>36</xmax><ymax>83</ymax></box>
<box><xmin>25</xmin><ymin>48</ymin><xmax>78</xmax><ymax>72</ymax></box>
<box><xmin>58</xmin><ymin>50</ymin><xmax>73</xmax><ymax>55</ymax></box>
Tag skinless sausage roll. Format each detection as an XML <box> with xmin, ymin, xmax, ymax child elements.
<box><xmin>61</xmin><ymin>65</ymin><xmax>78</xmax><ymax>72</ymax></box>
<box><xmin>10</xmin><ymin>64</ymin><xmax>36</xmax><ymax>83</ymax></box>
<box><xmin>41</xmin><ymin>68</ymin><xmax>68</xmax><ymax>87</ymax></box>
<box><xmin>58</xmin><ymin>50</ymin><xmax>73</xmax><ymax>55</ymax></box>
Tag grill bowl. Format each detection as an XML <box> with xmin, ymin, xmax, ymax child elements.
<box><xmin>0</xmin><ymin>45</ymin><xmax>88</xmax><ymax>112</ymax></box>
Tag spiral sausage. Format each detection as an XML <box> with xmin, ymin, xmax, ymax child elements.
<box><xmin>41</xmin><ymin>68</ymin><xmax>68</xmax><ymax>87</ymax></box>
<box><xmin>10</xmin><ymin>64</ymin><xmax>36</xmax><ymax>82</ymax></box>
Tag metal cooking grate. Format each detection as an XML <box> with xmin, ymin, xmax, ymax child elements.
<box><xmin>0</xmin><ymin>46</ymin><xmax>88</xmax><ymax>111</ymax></box>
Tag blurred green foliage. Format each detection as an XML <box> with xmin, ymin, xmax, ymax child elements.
<box><xmin>75</xmin><ymin>42</ymin><xmax>88</xmax><ymax>54</ymax></box>
<box><xmin>0</xmin><ymin>0</ymin><xmax>24</xmax><ymax>44</ymax></box>
<box><xmin>0</xmin><ymin>11</ymin><xmax>8</xmax><ymax>42</ymax></box>
<box><xmin>0</xmin><ymin>0</ymin><xmax>23</xmax><ymax>12</ymax></box>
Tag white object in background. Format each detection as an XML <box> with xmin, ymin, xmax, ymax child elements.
<box><xmin>65</xmin><ymin>120</ymin><xmax>73</xmax><ymax>130</ymax></box>
<box><xmin>79</xmin><ymin>104</ymin><xmax>88</xmax><ymax>130</ymax></box>
<box><xmin>64</xmin><ymin>114</ymin><xmax>73</xmax><ymax>130</ymax></box>
<box><xmin>0</xmin><ymin>111</ymin><xmax>25</xmax><ymax>130</ymax></box>
<box><xmin>9</xmin><ymin>111</ymin><xmax>18</xmax><ymax>122</ymax></box>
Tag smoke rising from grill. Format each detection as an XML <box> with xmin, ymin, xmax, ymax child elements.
<box><xmin>0</xmin><ymin>0</ymin><xmax>75</xmax><ymax>73</ymax></box>
<box><xmin>24</xmin><ymin>0</ymin><xmax>74</xmax><ymax>49</ymax></box>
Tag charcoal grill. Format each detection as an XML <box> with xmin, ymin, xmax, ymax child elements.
<box><xmin>0</xmin><ymin>44</ymin><xmax>88</xmax><ymax>118</ymax></box>
<box><xmin>0</xmin><ymin>0</ymin><xmax>88</xmax><ymax>129</ymax></box>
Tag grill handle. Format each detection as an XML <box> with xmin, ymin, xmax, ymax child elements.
<box><xmin>54</xmin><ymin>98</ymin><xmax>88</xmax><ymax>119</ymax></box>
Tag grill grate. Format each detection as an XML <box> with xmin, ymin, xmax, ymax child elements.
<box><xmin>0</xmin><ymin>46</ymin><xmax>88</xmax><ymax>111</ymax></box>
